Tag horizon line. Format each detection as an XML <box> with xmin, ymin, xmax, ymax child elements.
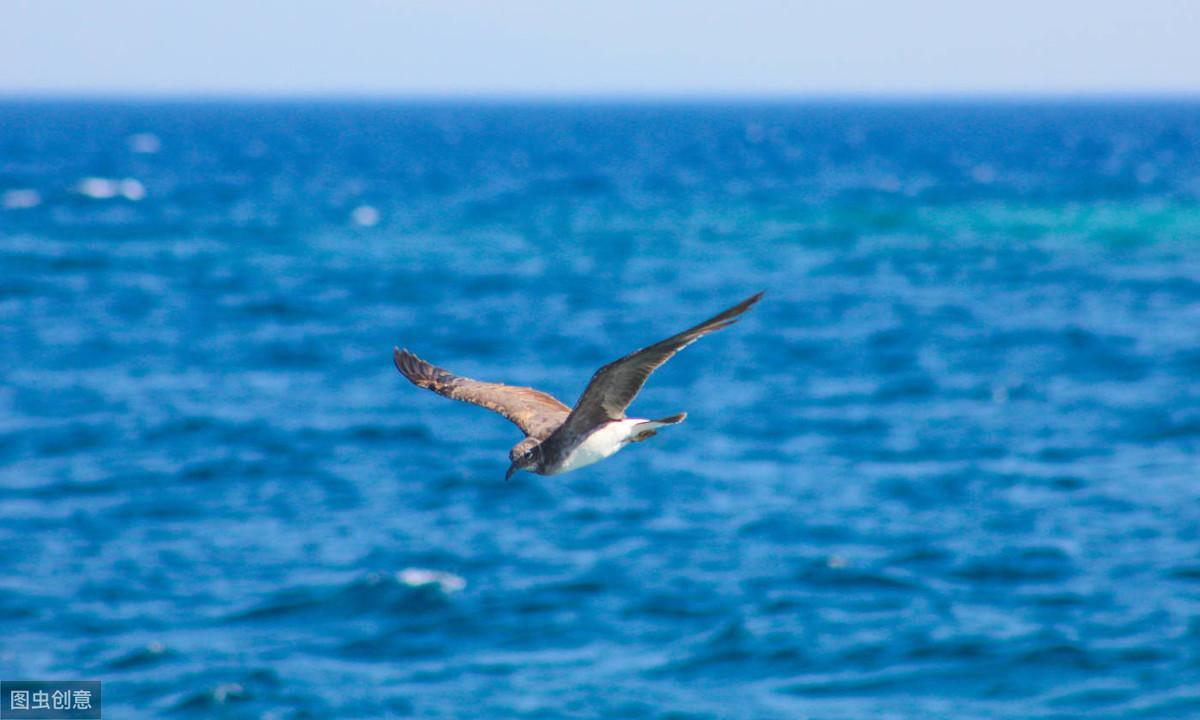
<box><xmin>2</xmin><ymin>89</ymin><xmax>1200</xmax><ymax>105</ymax></box>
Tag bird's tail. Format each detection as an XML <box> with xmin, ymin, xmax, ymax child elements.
<box><xmin>629</xmin><ymin>412</ymin><xmax>686</xmax><ymax>442</ymax></box>
<box><xmin>649</xmin><ymin>412</ymin><xmax>687</xmax><ymax>425</ymax></box>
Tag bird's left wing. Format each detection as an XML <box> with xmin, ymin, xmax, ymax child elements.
<box><xmin>555</xmin><ymin>291</ymin><xmax>764</xmax><ymax>435</ymax></box>
<box><xmin>394</xmin><ymin>348</ymin><xmax>570</xmax><ymax>439</ymax></box>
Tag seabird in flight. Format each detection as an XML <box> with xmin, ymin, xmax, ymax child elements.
<box><xmin>393</xmin><ymin>291</ymin><xmax>763</xmax><ymax>480</ymax></box>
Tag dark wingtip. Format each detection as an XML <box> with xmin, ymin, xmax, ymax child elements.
<box><xmin>702</xmin><ymin>291</ymin><xmax>765</xmax><ymax>332</ymax></box>
<box><xmin>727</xmin><ymin>291</ymin><xmax>765</xmax><ymax>316</ymax></box>
<box><xmin>393</xmin><ymin>347</ymin><xmax>450</xmax><ymax>390</ymax></box>
<box><xmin>393</xmin><ymin>347</ymin><xmax>424</xmax><ymax>382</ymax></box>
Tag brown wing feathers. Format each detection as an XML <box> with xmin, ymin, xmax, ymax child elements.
<box><xmin>393</xmin><ymin>348</ymin><xmax>569</xmax><ymax>439</ymax></box>
<box><xmin>394</xmin><ymin>291</ymin><xmax>762</xmax><ymax>446</ymax></box>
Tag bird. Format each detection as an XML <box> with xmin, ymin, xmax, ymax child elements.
<box><xmin>393</xmin><ymin>291</ymin><xmax>763</xmax><ymax>481</ymax></box>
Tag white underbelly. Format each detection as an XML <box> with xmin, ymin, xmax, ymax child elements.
<box><xmin>550</xmin><ymin>419</ymin><xmax>648</xmax><ymax>475</ymax></box>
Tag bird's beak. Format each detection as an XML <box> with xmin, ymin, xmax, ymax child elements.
<box><xmin>505</xmin><ymin>463</ymin><xmax>519</xmax><ymax>482</ymax></box>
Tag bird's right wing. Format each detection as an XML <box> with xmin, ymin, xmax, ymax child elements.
<box><xmin>393</xmin><ymin>348</ymin><xmax>570</xmax><ymax>439</ymax></box>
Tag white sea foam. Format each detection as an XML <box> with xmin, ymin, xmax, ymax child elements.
<box><xmin>397</xmin><ymin>567</ymin><xmax>466</xmax><ymax>593</ymax></box>
<box><xmin>77</xmin><ymin>177</ymin><xmax>120</xmax><ymax>199</ymax></box>
<box><xmin>76</xmin><ymin>177</ymin><xmax>145</xmax><ymax>201</ymax></box>
<box><xmin>211</xmin><ymin>683</ymin><xmax>244</xmax><ymax>704</ymax></box>
<box><xmin>351</xmin><ymin>205</ymin><xmax>380</xmax><ymax>227</ymax></box>
<box><xmin>120</xmin><ymin>179</ymin><xmax>146</xmax><ymax>201</ymax></box>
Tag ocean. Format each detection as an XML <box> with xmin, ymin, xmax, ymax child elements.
<box><xmin>1</xmin><ymin>100</ymin><xmax>1199</xmax><ymax>718</ymax></box>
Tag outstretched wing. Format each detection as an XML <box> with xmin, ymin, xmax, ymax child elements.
<box><xmin>393</xmin><ymin>348</ymin><xmax>570</xmax><ymax>439</ymax></box>
<box><xmin>556</xmin><ymin>291</ymin><xmax>763</xmax><ymax>435</ymax></box>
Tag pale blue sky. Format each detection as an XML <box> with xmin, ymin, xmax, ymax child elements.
<box><xmin>3</xmin><ymin>0</ymin><xmax>1198</xmax><ymax>96</ymax></box>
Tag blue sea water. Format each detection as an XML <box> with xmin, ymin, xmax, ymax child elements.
<box><xmin>1</xmin><ymin>100</ymin><xmax>1199</xmax><ymax>719</ymax></box>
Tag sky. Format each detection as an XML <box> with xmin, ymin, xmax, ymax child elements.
<box><xmin>2</xmin><ymin>0</ymin><xmax>1199</xmax><ymax>97</ymax></box>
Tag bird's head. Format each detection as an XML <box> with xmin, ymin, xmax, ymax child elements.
<box><xmin>506</xmin><ymin>439</ymin><xmax>541</xmax><ymax>481</ymax></box>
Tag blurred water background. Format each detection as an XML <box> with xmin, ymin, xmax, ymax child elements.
<box><xmin>1</xmin><ymin>100</ymin><xmax>1199</xmax><ymax>719</ymax></box>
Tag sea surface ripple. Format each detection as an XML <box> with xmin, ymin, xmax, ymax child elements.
<box><xmin>2</xmin><ymin>101</ymin><xmax>1199</xmax><ymax>718</ymax></box>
